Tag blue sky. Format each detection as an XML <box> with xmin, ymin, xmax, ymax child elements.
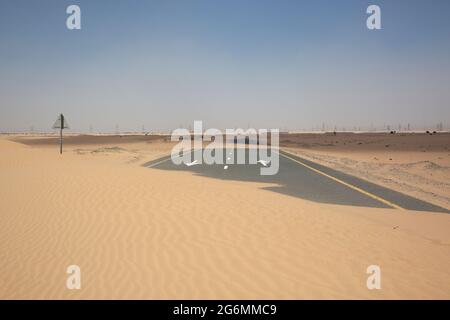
<box><xmin>1</xmin><ymin>0</ymin><xmax>450</xmax><ymax>132</ymax></box>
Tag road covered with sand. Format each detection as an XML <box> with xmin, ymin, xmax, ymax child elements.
<box><xmin>0</xmin><ymin>133</ymin><xmax>449</xmax><ymax>299</ymax></box>
<box><xmin>282</xmin><ymin>132</ymin><xmax>450</xmax><ymax>211</ymax></box>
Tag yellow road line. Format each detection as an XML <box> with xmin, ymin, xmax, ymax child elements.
<box><xmin>279</xmin><ymin>150</ymin><xmax>404</xmax><ymax>210</ymax></box>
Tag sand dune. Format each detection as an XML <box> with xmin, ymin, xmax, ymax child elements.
<box><xmin>0</xmin><ymin>135</ymin><xmax>449</xmax><ymax>299</ymax></box>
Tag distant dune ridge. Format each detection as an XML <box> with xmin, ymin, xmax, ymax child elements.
<box><xmin>0</xmin><ymin>134</ymin><xmax>449</xmax><ymax>299</ymax></box>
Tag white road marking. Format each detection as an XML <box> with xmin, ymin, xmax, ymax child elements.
<box><xmin>185</xmin><ymin>159</ymin><xmax>199</xmax><ymax>167</ymax></box>
<box><xmin>257</xmin><ymin>159</ymin><xmax>270</xmax><ymax>167</ymax></box>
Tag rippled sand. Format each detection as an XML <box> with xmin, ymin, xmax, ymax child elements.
<box><xmin>1</xmin><ymin>135</ymin><xmax>449</xmax><ymax>299</ymax></box>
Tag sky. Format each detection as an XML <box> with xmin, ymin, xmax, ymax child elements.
<box><xmin>1</xmin><ymin>0</ymin><xmax>450</xmax><ymax>132</ymax></box>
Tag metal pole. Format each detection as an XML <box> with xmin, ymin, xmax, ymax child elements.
<box><xmin>60</xmin><ymin>114</ymin><xmax>63</xmax><ymax>154</ymax></box>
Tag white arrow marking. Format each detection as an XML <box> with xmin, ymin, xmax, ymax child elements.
<box><xmin>185</xmin><ymin>159</ymin><xmax>199</xmax><ymax>167</ymax></box>
<box><xmin>257</xmin><ymin>160</ymin><xmax>270</xmax><ymax>167</ymax></box>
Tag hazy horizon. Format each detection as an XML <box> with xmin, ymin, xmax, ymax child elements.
<box><xmin>1</xmin><ymin>0</ymin><xmax>450</xmax><ymax>133</ymax></box>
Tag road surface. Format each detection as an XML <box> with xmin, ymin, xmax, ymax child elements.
<box><xmin>143</xmin><ymin>148</ymin><xmax>449</xmax><ymax>213</ymax></box>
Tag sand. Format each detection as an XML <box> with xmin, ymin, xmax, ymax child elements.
<box><xmin>0</xmin><ymin>134</ymin><xmax>450</xmax><ymax>299</ymax></box>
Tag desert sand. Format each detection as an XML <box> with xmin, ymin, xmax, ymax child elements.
<box><xmin>0</xmin><ymin>134</ymin><xmax>449</xmax><ymax>299</ymax></box>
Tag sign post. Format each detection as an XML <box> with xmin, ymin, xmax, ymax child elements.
<box><xmin>52</xmin><ymin>114</ymin><xmax>69</xmax><ymax>154</ymax></box>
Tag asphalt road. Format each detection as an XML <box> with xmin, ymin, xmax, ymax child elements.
<box><xmin>143</xmin><ymin>148</ymin><xmax>449</xmax><ymax>213</ymax></box>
